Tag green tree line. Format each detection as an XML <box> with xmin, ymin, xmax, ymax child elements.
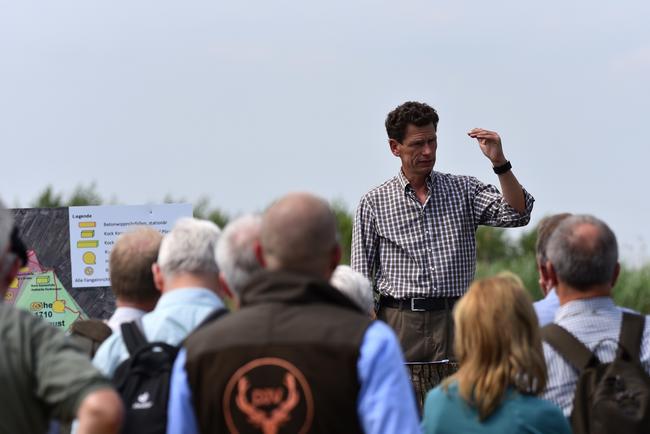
<box><xmin>28</xmin><ymin>185</ymin><xmax>649</xmax><ymax>313</ymax></box>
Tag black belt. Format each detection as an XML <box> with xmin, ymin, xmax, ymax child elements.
<box><xmin>380</xmin><ymin>296</ymin><xmax>459</xmax><ymax>312</ymax></box>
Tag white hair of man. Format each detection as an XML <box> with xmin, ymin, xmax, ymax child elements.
<box><xmin>0</xmin><ymin>199</ymin><xmax>15</xmax><ymax>281</ymax></box>
<box><xmin>330</xmin><ymin>265</ymin><xmax>374</xmax><ymax>314</ymax></box>
<box><xmin>215</xmin><ymin>214</ymin><xmax>262</xmax><ymax>295</ymax></box>
<box><xmin>157</xmin><ymin>217</ymin><xmax>221</xmax><ymax>279</ymax></box>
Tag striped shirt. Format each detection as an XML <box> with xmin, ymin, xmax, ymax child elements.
<box><xmin>351</xmin><ymin>170</ymin><xmax>534</xmax><ymax>298</ymax></box>
<box><xmin>542</xmin><ymin>297</ymin><xmax>650</xmax><ymax>417</ymax></box>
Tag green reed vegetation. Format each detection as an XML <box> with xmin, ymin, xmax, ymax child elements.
<box><xmin>28</xmin><ymin>186</ymin><xmax>650</xmax><ymax>314</ymax></box>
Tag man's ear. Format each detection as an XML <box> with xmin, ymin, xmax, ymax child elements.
<box><xmin>545</xmin><ymin>262</ymin><xmax>559</xmax><ymax>289</ymax></box>
<box><xmin>254</xmin><ymin>240</ymin><xmax>266</xmax><ymax>268</ymax></box>
<box><xmin>389</xmin><ymin>139</ymin><xmax>401</xmax><ymax>157</ymax></box>
<box><xmin>537</xmin><ymin>260</ymin><xmax>551</xmax><ymax>296</ymax></box>
<box><xmin>151</xmin><ymin>263</ymin><xmax>165</xmax><ymax>293</ymax></box>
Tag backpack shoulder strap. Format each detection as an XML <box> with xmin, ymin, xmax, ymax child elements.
<box><xmin>196</xmin><ymin>307</ymin><xmax>228</xmax><ymax>329</ymax></box>
<box><xmin>180</xmin><ymin>308</ymin><xmax>229</xmax><ymax>347</ymax></box>
<box><xmin>541</xmin><ymin>323</ymin><xmax>599</xmax><ymax>370</ymax></box>
<box><xmin>120</xmin><ymin>321</ymin><xmax>148</xmax><ymax>356</ymax></box>
<box><xmin>617</xmin><ymin>312</ymin><xmax>646</xmax><ymax>361</ymax></box>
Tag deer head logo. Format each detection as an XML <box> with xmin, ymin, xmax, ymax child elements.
<box><xmin>224</xmin><ymin>357</ymin><xmax>314</xmax><ymax>434</ymax></box>
<box><xmin>235</xmin><ymin>373</ymin><xmax>299</xmax><ymax>434</ymax></box>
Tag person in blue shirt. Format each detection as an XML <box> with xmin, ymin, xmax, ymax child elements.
<box><xmin>422</xmin><ymin>273</ymin><xmax>571</xmax><ymax>434</ymax></box>
<box><xmin>92</xmin><ymin>217</ymin><xmax>234</xmax><ymax>378</ymax></box>
<box><xmin>533</xmin><ymin>213</ymin><xmax>572</xmax><ymax>326</ymax></box>
<box><xmin>167</xmin><ymin>192</ymin><xmax>421</xmax><ymax>434</ymax></box>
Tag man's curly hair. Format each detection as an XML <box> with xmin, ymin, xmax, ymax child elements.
<box><xmin>385</xmin><ymin>101</ymin><xmax>439</xmax><ymax>142</ymax></box>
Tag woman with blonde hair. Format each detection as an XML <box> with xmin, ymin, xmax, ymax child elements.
<box><xmin>421</xmin><ymin>273</ymin><xmax>571</xmax><ymax>433</ymax></box>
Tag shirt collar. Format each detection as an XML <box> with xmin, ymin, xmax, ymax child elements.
<box><xmin>155</xmin><ymin>287</ymin><xmax>223</xmax><ymax>310</ymax></box>
<box><xmin>554</xmin><ymin>296</ymin><xmax>616</xmax><ymax>322</ymax></box>
<box><xmin>397</xmin><ymin>169</ymin><xmax>435</xmax><ymax>192</ymax></box>
<box><xmin>112</xmin><ymin>306</ymin><xmax>147</xmax><ymax>316</ymax></box>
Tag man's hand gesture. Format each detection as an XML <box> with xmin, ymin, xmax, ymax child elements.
<box><xmin>468</xmin><ymin>128</ymin><xmax>507</xmax><ymax>166</ymax></box>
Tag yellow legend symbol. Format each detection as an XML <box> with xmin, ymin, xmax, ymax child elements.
<box><xmin>81</xmin><ymin>230</ymin><xmax>95</xmax><ymax>238</ymax></box>
<box><xmin>53</xmin><ymin>300</ymin><xmax>65</xmax><ymax>313</ymax></box>
<box><xmin>9</xmin><ymin>278</ymin><xmax>18</xmax><ymax>289</ymax></box>
<box><xmin>77</xmin><ymin>240</ymin><xmax>99</xmax><ymax>248</ymax></box>
<box><xmin>30</xmin><ymin>302</ymin><xmax>44</xmax><ymax>312</ymax></box>
<box><xmin>83</xmin><ymin>251</ymin><xmax>96</xmax><ymax>265</ymax></box>
<box><xmin>4</xmin><ymin>292</ymin><xmax>13</xmax><ymax>301</ymax></box>
<box><xmin>36</xmin><ymin>276</ymin><xmax>51</xmax><ymax>285</ymax></box>
<box><xmin>79</xmin><ymin>221</ymin><xmax>96</xmax><ymax>228</ymax></box>
<box><xmin>84</xmin><ymin>267</ymin><xmax>94</xmax><ymax>276</ymax></box>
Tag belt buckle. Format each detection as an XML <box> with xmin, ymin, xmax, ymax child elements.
<box><xmin>410</xmin><ymin>297</ymin><xmax>426</xmax><ymax>312</ymax></box>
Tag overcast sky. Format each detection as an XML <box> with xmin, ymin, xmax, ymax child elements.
<box><xmin>1</xmin><ymin>0</ymin><xmax>648</xmax><ymax>265</ymax></box>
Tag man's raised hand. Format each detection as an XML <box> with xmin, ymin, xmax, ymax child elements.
<box><xmin>467</xmin><ymin>128</ymin><xmax>507</xmax><ymax>166</ymax></box>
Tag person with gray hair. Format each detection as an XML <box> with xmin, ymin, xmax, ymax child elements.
<box><xmin>540</xmin><ymin>214</ymin><xmax>650</xmax><ymax>419</ymax></box>
<box><xmin>331</xmin><ymin>265</ymin><xmax>375</xmax><ymax>317</ymax></box>
<box><xmin>92</xmin><ymin>217</ymin><xmax>229</xmax><ymax>379</ymax></box>
<box><xmin>169</xmin><ymin>193</ymin><xmax>420</xmax><ymax>434</ymax></box>
<box><xmin>0</xmin><ymin>199</ymin><xmax>124</xmax><ymax>434</ymax></box>
<box><xmin>215</xmin><ymin>213</ymin><xmax>262</xmax><ymax>300</ymax></box>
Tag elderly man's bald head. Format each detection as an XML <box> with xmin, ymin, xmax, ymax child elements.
<box><xmin>546</xmin><ymin>215</ymin><xmax>618</xmax><ymax>291</ymax></box>
<box><xmin>259</xmin><ymin>193</ymin><xmax>340</xmax><ymax>277</ymax></box>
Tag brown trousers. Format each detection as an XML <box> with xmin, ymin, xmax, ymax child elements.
<box><xmin>377</xmin><ymin>304</ymin><xmax>455</xmax><ymax>363</ymax></box>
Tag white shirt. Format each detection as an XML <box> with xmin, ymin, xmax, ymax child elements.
<box><xmin>106</xmin><ymin>306</ymin><xmax>148</xmax><ymax>333</ymax></box>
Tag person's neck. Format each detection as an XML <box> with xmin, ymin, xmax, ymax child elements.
<box><xmin>115</xmin><ymin>299</ymin><xmax>157</xmax><ymax>312</ymax></box>
<box><xmin>163</xmin><ymin>272</ymin><xmax>219</xmax><ymax>295</ymax></box>
<box><xmin>556</xmin><ymin>282</ymin><xmax>611</xmax><ymax>305</ymax></box>
<box><xmin>403</xmin><ymin>170</ymin><xmax>428</xmax><ymax>191</ymax></box>
<box><xmin>403</xmin><ymin>170</ymin><xmax>429</xmax><ymax>204</ymax></box>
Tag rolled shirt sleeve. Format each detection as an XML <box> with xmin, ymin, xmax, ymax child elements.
<box><xmin>471</xmin><ymin>178</ymin><xmax>534</xmax><ymax>227</ymax></box>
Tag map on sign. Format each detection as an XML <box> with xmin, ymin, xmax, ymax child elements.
<box><xmin>5</xmin><ymin>250</ymin><xmax>86</xmax><ymax>332</ymax></box>
<box><xmin>69</xmin><ymin>203</ymin><xmax>192</xmax><ymax>288</ymax></box>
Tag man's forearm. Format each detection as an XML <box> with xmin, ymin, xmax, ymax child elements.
<box><xmin>496</xmin><ymin>170</ymin><xmax>526</xmax><ymax>213</ymax></box>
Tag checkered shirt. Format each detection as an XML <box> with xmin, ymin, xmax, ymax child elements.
<box><xmin>351</xmin><ymin>170</ymin><xmax>534</xmax><ymax>298</ymax></box>
<box><xmin>542</xmin><ymin>297</ymin><xmax>650</xmax><ymax>417</ymax></box>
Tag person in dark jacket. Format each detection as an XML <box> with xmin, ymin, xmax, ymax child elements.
<box><xmin>167</xmin><ymin>192</ymin><xmax>420</xmax><ymax>434</ymax></box>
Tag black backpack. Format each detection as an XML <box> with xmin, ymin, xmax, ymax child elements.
<box><xmin>542</xmin><ymin>312</ymin><xmax>650</xmax><ymax>434</ymax></box>
<box><xmin>112</xmin><ymin>309</ymin><xmax>228</xmax><ymax>434</ymax></box>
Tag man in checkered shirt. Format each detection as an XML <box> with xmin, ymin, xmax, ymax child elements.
<box><xmin>351</xmin><ymin>101</ymin><xmax>534</xmax><ymax>362</ymax></box>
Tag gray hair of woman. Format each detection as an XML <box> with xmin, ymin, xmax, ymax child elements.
<box><xmin>330</xmin><ymin>265</ymin><xmax>375</xmax><ymax>318</ymax></box>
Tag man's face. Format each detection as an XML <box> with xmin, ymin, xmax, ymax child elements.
<box><xmin>389</xmin><ymin>123</ymin><xmax>437</xmax><ymax>180</ymax></box>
